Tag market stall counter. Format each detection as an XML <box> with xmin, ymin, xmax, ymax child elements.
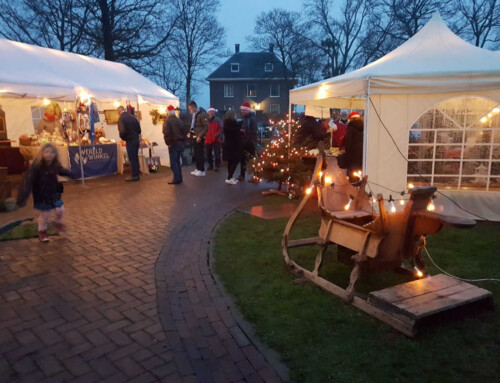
<box><xmin>19</xmin><ymin>143</ymin><xmax>124</xmax><ymax>179</ymax></box>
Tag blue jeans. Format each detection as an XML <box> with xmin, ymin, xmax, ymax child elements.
<box><xmin>126</xmin><ymin>139</ymin><xmax>140</xmax><ymax>177</ymax></box>
<box><xmin>169</xmin><ymin>141</ymin><xmax>184</xmax><ymax>183</ymax></box>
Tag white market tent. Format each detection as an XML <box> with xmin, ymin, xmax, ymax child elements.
<box><xmin>0</xmin><ymin>38</ymin><xmax>179</xmax><ymax>165</ymax></box>
<box><xmin>290</xmin><ymin>13</ymin><xmax>500</xmax><ymax>221</ymax></box>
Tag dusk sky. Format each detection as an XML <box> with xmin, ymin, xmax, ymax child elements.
<box><xmin>197</xmin><ymin>0</ymin><xmax>303</xmax><ymax>107</ymax></box>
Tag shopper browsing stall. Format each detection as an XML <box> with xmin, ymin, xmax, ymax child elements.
<box><xmin>36</xmin><ymin>103</ymin><xmax>63</xmax><ymax>136</ymax></box>
<box><xmin>117</xmin><ymin>106</ymin><xmax>141</xmax><ymax>182</ymax></box>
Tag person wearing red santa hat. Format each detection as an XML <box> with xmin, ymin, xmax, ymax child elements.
<box><xmin>338</xmin><ymin>111</ymin><xmax>364</xmax><ymax>180</ymax></box>
<box><xmin>205</xmin><ymin>107</ymin><xmax>222</xmax><ymax>171</ymax></box>
<box><xmin>163</xmin><ymin>105</ymin><xmax>187</xmax><ymax>184</ymax></box>
<box><xmin>238</xmin><ymin>102</ymin><xmax>257</xmax><ymax>181</ymax></box>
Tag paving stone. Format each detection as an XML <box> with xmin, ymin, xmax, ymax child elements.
<box><xmin>0</xmin><ymin>172</ymin><xmax>286</xmax><ymax>382</ymax></box>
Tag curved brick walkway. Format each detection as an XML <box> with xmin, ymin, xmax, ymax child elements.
<box><xmin>0</xmin><ymin>168</ymin><xmax>288</xmax><ymax>382</ymax></box>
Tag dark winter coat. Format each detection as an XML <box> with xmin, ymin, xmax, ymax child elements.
<box><xmin>297</xmin><ymin>115</ymin><xmax>329</xmax><ymax>147</ymax></box>
<box><xmin>17</xmin><ymin>162</ymin><xmax>71</xmax><ymax>207</ymax></box>
<box><xmin>240</xmin><ymin>113</ymin><xmax>258</xmax><ymax>145</ymax></box>
<box><xmin>190</xmin><ymin>110</ymin><xmax>209</xmax><ymax>138</ymax></box>
<box><xmin>163</xmin><ymin>115</ymin><xmax>187</xmax><ymax>146</ymax></box>
<box><xmin>222</xmin><ymin>118</ymin><xmax>242</xmax><ymax>162</ymax></box>
<box><xmin>338</xmin><ymin>118</ymin><xmax>364</xmax><ymax>173</ymax></box>
<box><xmin>118</xmin><ymin>112</ymin><xmax>141</xmax><ymax>142</ymax></box>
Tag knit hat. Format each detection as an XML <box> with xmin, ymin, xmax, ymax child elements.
<box><xmin>240</xmin><ymin>102</ymin><xmax>252</xmax><ymax>112</ymax></box>
<box><xmin>207</xmin><ymin>106</ymin><xmax>217</xmax><ymax>113</ymax></box>
<box><xmin>348</xmin><ymin>111</ymin><xmax>361</xmax><ymax>120</ymax></box>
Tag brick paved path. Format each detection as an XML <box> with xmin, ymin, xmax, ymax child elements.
<box><xmin>0</xmin><ymin>169</ymin><xmax>288</xmax><ymax>382</ymax></box>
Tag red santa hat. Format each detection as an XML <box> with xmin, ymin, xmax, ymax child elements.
<box><xmin>207</xmin><ymin>106</ymin><xmax>217</xmax><ymax>113</ymax></box>
<box><xmin>167</xmin><ymin>105</ymin><xmax>175</xmax><ymax>112</ymax></box>
<box><xmin>348</xmin><ymin>111</ymin><xmax>361</xmax><ymax>120</ymax></box>
<box><xmin>240</xmin><ymin>102</ymin><xmax>252</xmax><ymax>112</ymax></box>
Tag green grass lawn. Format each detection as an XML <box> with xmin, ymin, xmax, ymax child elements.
<box><xmin>214</xmin><ymin>197</ymin><xmax>500</xmax><ymax>383</ymax></box>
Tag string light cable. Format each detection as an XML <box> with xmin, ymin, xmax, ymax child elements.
<box><xmin>423</xmin><ymin>246</ymin><xmax>500</xmax><ymax>283</ymax></box>
<box><xmin>368</xmin><ymin>97</ymin><xmax>490</xmax><ymax>221</ymax></box>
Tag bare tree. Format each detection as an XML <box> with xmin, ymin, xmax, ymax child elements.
<box><xmin>146</xmin><ymin>55</ymin><xmax>185</xmax><ymax>98</ymax></box>
<box><xmin>0</xmin><ymin>0</ymin><xmax>94</xmax><ymax>54</ymax></box>
<box><xmin>83</xmin><ymin>0</ymin><xmax>179</xmax><ymax>68</ymax></box>
<box><xmin>304</xmin><ymin>0</ymin><xmax>390</xmax><ymax>77</ymax></box>
<box><xmin>380</xmin><ymin>0</ymin><xmax>454</xmax><ymax>43</ymax></box>
<box><xmin>454</xmin><ymin>0</ymin><xmax>500</xmax><ymax>48</ymax></box>
<box><xmin>167</xmin><ymin>0</ymin><xmax>225</xmax><ymax>104</ymax></box>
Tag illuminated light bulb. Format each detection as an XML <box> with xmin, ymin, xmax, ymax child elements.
<box><xmin>493</xmin><ymin>107</ymin><xmax>499</xmax><ymax>114</ymax></box>
<box><xmin>319</xmin><ymin>171</ymin><xmax>323</xmax><ymax>177</ymax></box>
<box><xmin>325</xmin><ymin>176</ymin><xmax>332</xmax><ymax>185</ymax></box>
<box><xmin>408</xmin><ymin>183</ymin><xmax>415</xmax><ymax>189</ymax></box>
<box><xmin>414</xmin><ymin>266</ymin><xmax>424</xmax><ymax>278</ymax></box>
<box><xmin>389</xmin><ymin>195</ymin><xmax>396</xmax><ymax>213</ymax></box>
<box><xmin>306</xmin><ymin>187</ymin><xmax>313</xmax><ymax>195</ymax></box>
<box><xmin>159</xmin><ymin>106</ymin><xmax>167</xmax><ymax>114</ymax></box>
<box><xmin>372</xmin><ymin>197</ymin><xmax>377</xmax><ymax>204</ymax></box>
<box><xmin>427</xmin><ymin>200</ymin><xmax>435</xmax><ymax>211</ymax></box>
<box><xmin>113</xmin><ymin>101</ymin><xmax>120</xmax><ymax>108</ymax></box>
<box><xmin>480</xmin><ymin>116</ymin><xmax>487</xmax><ymax>123</ymax></box>
<box><xmin>43</xmin><ymin>98</ymin><xmax>51</xmax><ymax>106</ymax></box>
<box><xmin>344</xmin><ymin>196</ymin><xmax>354</xmax><ymax>211</ymax></box>
<box><xmin>399</xmin><ymin>199</ymin><xmax>405</xmax><ymax>206</ymax></box>
<box><xmin>487</xmin><ymin>113</ymin><xmax>493</xmax><ymax>118</ymax></box>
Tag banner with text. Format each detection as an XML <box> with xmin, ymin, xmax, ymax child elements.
<box><xmin>69</xmin><ymin>144</ymin><xmax>118</xmax><ymax>179</ymax></box>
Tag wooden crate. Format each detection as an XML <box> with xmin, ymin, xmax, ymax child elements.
<box><xmin>368</xmin><ymin>274</ymin><xmax>493</xmax><ymax>334</ymax></box>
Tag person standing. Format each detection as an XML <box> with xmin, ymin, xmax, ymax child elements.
<box><xmin>238</xmin><ymin>102</ymin><xmax>257</xmax><ymax>181</ymax></box>
<box><xmin>117</xmin><ymin>105</ymin><xmax>141</xmax><ymax>182</ymax></box>
<box><xmin>338</xmin><ymin>111</ymin><xmax>364</xmax><ymax>179</ymax></box>
<box><xmin>187</xmin><ymin>101</ymin><xmax>208</xmax><ymax>176</ymax></box>
<box><xmin>163</xmin><ymin>105</ymin><xmax>187</xmax><ymax>185</ymax></box>
<box><xmin>333</xmin><ymin>110</ymin><xmax>349</xmax><ymax>150</ymax></box>
<box><xmin>17</xmin><ymin>143</ymin><xmax>72</xmax><ymax>242</ymax></box>
<box><xmin>205</xmin><ymin>107</ymin><xmax>222</xmax><ymax>171</ymax></box>
<box><xmin>222</xmin><ymin>111</ymin><xmax>242</xmax><ymax>185</ymax></box>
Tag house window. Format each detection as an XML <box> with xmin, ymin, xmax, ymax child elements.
<box><xmin>231</xmin><ymin>63</ymin><xmax>239</xmax><ymax>72</ymax></box>
<box><xmin>247</xmin><ymin>84</ymin><xmax>256</xmax><ymax>97</ymax></box>
<box><xmin>407</xmin><ymin>96</ymin><xmax>500</xmax><ymax>191</ymax></box>
<box><xmin>224</xmin><ymin>104</ymin><xmax>234</xmax><ymax>111</ymax></box>
<box><xmin>269</xmin><ymin>104</ymin><xmax>280</xmax><ymax>114</ymax></box>
<box><xmin>265</xmin><ymin>63</ymin><xmax>273</xmax><ymax>72</ymax></box>
<box><xmin>270</xmin><ymin>83</ymin><xmax>280</xmax><ymax>97</ymax></box>
<box><xmin>224</xmin><ymin>84</ymin><xmax>234</xmax><ymax>98</ymax></box>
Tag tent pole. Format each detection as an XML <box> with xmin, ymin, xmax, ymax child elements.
<box><xmin>76</xmin><ymin>96</ymin><xmax>85</xmax><ymax>185</ymax></box>
<box><xmin>363</xmin><ymin>77</ymin><xmax>371</xmax><ymax>174</ymax></box>
<box><xmin>136</xmin><ymin>97</ymin><xmax>147</xmax><ymax>176</ymax></box>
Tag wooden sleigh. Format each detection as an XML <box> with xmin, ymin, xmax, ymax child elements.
<box><xmin>282</xmin><ymin>146</ymin><xmax>493</xmax><ymax>337</ymax></box>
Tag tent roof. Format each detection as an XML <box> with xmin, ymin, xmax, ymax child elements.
<box><xmin>291</xmin><ymin>13</ymin><xmax>500</xmax><ymax>107</ymax></box>
<box><xmin>0</xmin><ymin>39</ymin><xmax>178</xmax><ymax>104</ymax></box>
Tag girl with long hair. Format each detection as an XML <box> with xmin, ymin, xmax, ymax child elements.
<box><xmin>18</xmin><ymin>143</ymin><xmax>72</xmax><ymax>242</ymax></box>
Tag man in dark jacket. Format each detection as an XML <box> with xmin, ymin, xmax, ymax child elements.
<box><xmin>338</xmin><ymin>111</ymin><xmax>364</xmax><ymax>179</ymax></box>
<box><xmin>187</xmin><ymin>100</ymin><xmax>209</xmax><ymax>176</ymax></box>
<box><xmin>118</xmin><ymin>106</ymin><xmax>141</xmax><ymax>181</ymax></box>
<box><xmin>163</xmin><ymin>105</ymin><xmax>187</xmax><ymax>185</ymax></box>
<box><xmin>238</xmin><ymin>102</ymin><xmax>258</xmax><ymax>181</ymax></box>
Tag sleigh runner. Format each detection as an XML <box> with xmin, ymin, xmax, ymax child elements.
<box><xmin>282</xmin><ymin>145</ymin><xmax>493</xmax><ymax>337</ymax></box>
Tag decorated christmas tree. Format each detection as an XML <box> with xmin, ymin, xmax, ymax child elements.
<box><xmin>250</xmin><ymin>120</ymin><xmax>311</xmax><ymax>196</ymax></box>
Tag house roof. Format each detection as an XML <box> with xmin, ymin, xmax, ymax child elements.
<box><xmin>207</xmin><ymin>52</ymin><xmax>293</xmax><ymax>81</ymax></box>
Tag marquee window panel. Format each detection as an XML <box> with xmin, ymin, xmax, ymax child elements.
<box><xmin>407</xmin><ymin>96</ymin><xmax>500</xmax><ymax>191</ymax></box>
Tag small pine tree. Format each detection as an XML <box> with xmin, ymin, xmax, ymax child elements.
<box><xmin>250</xmin><ymin>120</ymin><xmax>311</xmax><ymax>193</ymax></box>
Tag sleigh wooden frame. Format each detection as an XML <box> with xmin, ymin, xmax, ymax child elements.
<box><xmin>281</xmin><ymin>146</ymin><xmax>489</xmax><ymax>337</ymax></box>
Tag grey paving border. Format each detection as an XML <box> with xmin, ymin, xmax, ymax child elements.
<box><xmin>208</xmin><ymin>205</ymin><xmax>291</xmax><ymax>383</ymax></box>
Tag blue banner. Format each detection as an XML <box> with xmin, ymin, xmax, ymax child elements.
<box><xmin>69</xmin><ymin>144</ymin><xmax>118</xmax><ymax>179</ymax></box>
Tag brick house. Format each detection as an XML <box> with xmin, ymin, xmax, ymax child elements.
<box><xmin>206</xmin><ymin>44</ymin><xmax>296</xmax><ymax>120</ymax></box>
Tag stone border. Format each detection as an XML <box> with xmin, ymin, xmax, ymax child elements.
<box><xmin>208</xmin><ymin>205</ymin><xmax>291</xmax><ymax>383</ymax></box>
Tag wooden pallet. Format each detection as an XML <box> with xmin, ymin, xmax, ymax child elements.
<box><xmin>368</xmin><ymin>274</ymin><xmax>494</xmax><ymax>334</ymax></box>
